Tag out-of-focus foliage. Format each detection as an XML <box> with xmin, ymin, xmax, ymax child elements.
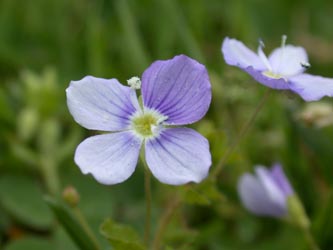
<box><xmin>1</xmin><ymin>0</ymin><xmax>333</xmax><ymax>249</ymax></box>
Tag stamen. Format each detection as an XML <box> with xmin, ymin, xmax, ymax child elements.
<box><xmin>281</xmin><ymin>35</ymin><xmax>287</xmax><ymax>49</ymax></box>
<box><xmin>130</xmin><ymin>109</ymin><xmax>167</xmax><ymax>139</ymax></box>
<box><xmin>258</xmin><ymin>38</ymin><xmax>272</xmax><ymax>72</ymax></box>
<box><xmin>127</xmin><ymin>76</ymin><xmax>141</xmax><ymax>89</ymax></box>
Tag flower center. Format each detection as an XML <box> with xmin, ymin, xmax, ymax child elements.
<box><xmin>262</xmin><ymin>71</ymin><xmax>283</xmax><ymax>79</ymax></box>
<box><xmin>130</xmin><ymin>110</ymin><xmax>167</xmax><ymax>139</ymax></box>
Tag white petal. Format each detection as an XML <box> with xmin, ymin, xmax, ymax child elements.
<box><xmin>66</xmin><ymin>76</ymin><xmax>140</xmax><ymax>131</ymax></box>
<box><xmin>145</xmin><ymin>128</ymin><xmax>211</xmax><ymax>185</ymax></box>
<box><xmin>222</xmin><ymin>37</ymin><xmax>266</xmax><ymax>70</ymax></box>
<box><xmin>268</xmin><ymin>45</ymin><xmax>308</xmax><ymax>77</ymax></box>
<box><xmin>74</xmin><ymin>132</ymin><xmax>142</xmax><ymax>185</ymax></box>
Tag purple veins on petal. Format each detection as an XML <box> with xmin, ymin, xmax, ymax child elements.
<box><xmin>141</xmin><ymin>55</ymin><xmax>212</xmax><ymax>125</ymax></box>
<box><xmin>66</xmin><ymin>76</ymin><xmax>140</xmax><ymax>131</ymax></box>
<box><xmin>74</xmin><ymin>131</ymin><xmax>142</xmax><ymax>185</ymax></box>
<box><xmin>67</xmin><ymin>55</ymin><xmax>212</xmax><ymax>186</ymax></box>
<box><xmin>145</xmin><ymin>128</ymin><xmax>211</xmax><ymax>185</ymax></box>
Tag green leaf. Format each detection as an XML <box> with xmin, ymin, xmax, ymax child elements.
<box><xmin>181</xmin><ymin>180</ymin><xmax>225</xmax><ymax>206</ymax></box>
<box><xmin>4</xmin><ymin>237</ymin><xmax>55</xmax><ymax>250</ymax></box>
<box><xmin>313</xmin><ymin>192</ymin><xmax>333</xmax><ymax>249</ymax></box>
<box><xmin>100</xmin><ymin>218</ymin><xmax>145</xmax><ymax>250</ymax></box>
<box><xmin>45</xmin><ymin>196</ymin><xmax>100</xmax><ymax>250</ymax></box>
<box><xmin>0</xmin><ymin>175</ymin><xmax>52</xmax><ymax>229</ymax></box>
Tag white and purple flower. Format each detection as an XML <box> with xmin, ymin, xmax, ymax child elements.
<box><xmin>66</xmin><ymin>55</ymin><xmax>212</xmax><ymax>185</ymax></box>
<box><xmin>222</xmin><ymin>36</ymin><xmax>333</xmax><ymax>101</ymax></box>
<box><xmin>238</xmin><ymin>163</ymin><xmax>294</xmax><ymax>218</ymax></box>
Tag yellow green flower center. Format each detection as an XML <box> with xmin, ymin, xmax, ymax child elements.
<box><xmin>130</xmin><ymin>110</ymin><xmax>167</xmax><ymax>139</ymax></box>
<box><xmin>262</xmin><ymin>71</ymin><xmax>283</xmax><ymax>79</ymax></box>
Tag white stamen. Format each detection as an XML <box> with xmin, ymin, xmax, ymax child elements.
<box><xmin>281</xmin><ymin>35</ymin><xmax>287</xmax><ymax>49</ymax></box>
<box><xmin>258</xmin><ymin>39</ymin><xmax>272</xmax><ymax>72</ymax></box>
<box><xmin>127</xmin><ymin>76</ymin><xmax>141</xmax><ymax>89</ymax></box>
<box><xmin>157</xmin><ymin>114</ymin><xmax>168</xmax><ymax>124</ymax></box>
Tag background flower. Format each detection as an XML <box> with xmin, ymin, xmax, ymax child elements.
<box><xmin>238</xmin><ymin>163</ymin><xmax>294</xmax><ymax>218</ymax></box>
<box><xmin>222</xmin><ymin>37</ymin><xmax>333</xmax><ymax>101</ymax></box>
<box><xmin>66</xmin><ymin>55</ymin><xmax>212</xmax><ymax>185</ymax></box>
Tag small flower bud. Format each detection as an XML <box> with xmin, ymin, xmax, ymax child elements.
<box><xmin>62</xmin><ymin>186</ymin><xmax>80</xmax><ymax>207</ymax></box>
<box><xmin>238</xmin><ymin>163</ymin><xmax>294</xmax><ymax>218</ymax></box>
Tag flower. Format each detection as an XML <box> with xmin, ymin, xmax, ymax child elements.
<box><xmin>237</xmin><ymin>163</ymin><xmax>294</xmax><ymax>218</ymax></box>
<box><xmin>298</xmin><ymin>102</ymin><xmax>333</xmax><ymax>128</ymax></box>
<box><xmin>66</xmin><ymin>55</ymin><xmax>212</xmax><ymax>185</ymax></box>
<box><xmin>222</xmin><ymin>36</ymin><xmax>333</xmax><ymax>101</ymax></box>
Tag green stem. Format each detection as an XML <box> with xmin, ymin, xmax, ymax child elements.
<box><xmin>303</xmin><ymin>227</ymin><xmax>320</xmax><ymax>250</ymax></box>
<box><xmin>40</xmin><ymin>157</ymin><xmax>60</xmax><ymax>196</ymax></box>
<box><xmin>211</xmin><ymin>88</ymin><xmax>272</xmax><ymax>179</ymax></box>
<box><xmin>152</xmin><ymin>196</ymin><xmax>181</xmax><ymax>250</ymax></box>
<box><xmin>141</xmin><ymin>156</ymin><xmax>152</xmax><ymax>247</ymax></box>
<box><xmin>72</xmin><ymin>207</ymin><xmax>101</xmax><ymax>250</ymax></box>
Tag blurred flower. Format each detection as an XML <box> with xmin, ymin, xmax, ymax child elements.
<box><xmin>238</xmin><ymin>163</ymin><xmax>294</xmax><ymax>218</ymax></box>
<box><xmin>222</xmin><ymin>36</ymin><xmax>333</xmax><ymax>101</ymax></box>
<box><xmin>298</xmin><ymin>102</ymin><xmax>333</xmax><ymax>128</ymax></box>
<box><xmin>66</xmin><ymin>55</ymin><xmax>212</xmax><ymax>185</ymax></box>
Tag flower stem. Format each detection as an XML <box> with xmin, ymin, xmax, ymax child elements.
<box><xmin>303</xmin><ymin>227</ymin><xmax>320</xmax><ymax>250</ymax></box>
<box><xmin>152</xmin><ymin>195</ymin><xmax>182</xmax><ymax>250</ymax></box>
<box><xmin>141</xmin><ymin>156</ymin><xmax>152</xmax><ymax>247</ymax></box>
<box><xmin>211</xmin><ymin>88</ymin><xmax>272</xmax><ymax>179</ymax></box>
<box><xmin>40</xmin><ymin>157</ymin><xmax>60</xmax><ymax>196</ymax></box>
<box><xmin>72</xmin><ymin>207</ymin><xmax>101</xmax><ymax>250</ymax></box>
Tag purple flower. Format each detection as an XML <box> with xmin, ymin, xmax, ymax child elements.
<box><xmin>222</xmin><ymin>36</ymin><xmax>333</xmax><ymax>101</ymax></box>
<box><xmin>238</xmin><ymin>163</ymin><xmax>294</xmax><ymax>218</ymax></box>
<box><xmin>66</xmin><ymin>55</ymin><xmax>212</xmax><ymax>185</ymax></box>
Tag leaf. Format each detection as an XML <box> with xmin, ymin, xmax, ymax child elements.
<box><xmin>4</xmin><ymin>237</ymin><xmax>55</xmax><ymax>250</ymax></box>
<box><xmin>181</xmin><ymin>180</ymin><xmax>225</xmax><ymax>206</ymax></box>
<box><xmin>313</xmin><ymin>192</ymin><xmax>333</xmax><ymax>249</ymax></box>
<box><xmin>100</xmin><ymin>218</ymin><xmax>145</xmax><ymax>250</ymax></box>
<box><xmin>45</xmin><ymin>196</ymin><xmax>100</xmax><ymax>250</ymax></box>
<box><xmin>0</xmin><ymin>175</ymin><xmax>52</xmax><ymax>229</ymax></box>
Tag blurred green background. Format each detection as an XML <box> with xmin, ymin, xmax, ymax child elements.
<box><xmin>1</xmin><ymin>0</ymin><xmax>333</xmax><ymax>249</ymax></box>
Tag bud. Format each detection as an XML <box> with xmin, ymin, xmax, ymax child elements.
<box><xmin>62</xmin><ymin>186</ymin><xmax>80</xmax><ymax>207</ymax></box>
<box><xmin>238</xmin><ymin>163</ymin><xmax>294</xmax><ymax>218</ymax></box>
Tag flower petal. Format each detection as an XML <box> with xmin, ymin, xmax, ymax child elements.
<box><xmin>270</xmin><ymin>163</ymin><xmax>294</xmax><ymax>196</ymax></box>
<box><xmin>221</xmin><ymin>37</ymin><xmax>266</xmax><ymax>70</ymax></box>
<box><xmin>288</xmin><ymin>74</ymin><xmax>333</xmax><ymax>101</ymax></box>
<box><xmin>74</xmin><ymin>132</ymin><xmax>142</xmax><ymax>185</ymax></box>
<box><xmin>66</xmin><ymin>76</ymin><xmax>140</xmax><ymax>131</ymax></box>
<box><xmin>255</xmin><ymin>167</ymin><xmax>286</xmax><ymax>211</ymax></box>
<box><xmin>238</xmin><ymin>173</ymin><xmax>286</xmax><ymax>217</ymax></box>
<box><xmin>268</xmin><ymin>45</ymin><xmax>308</xmax><ymax>77</ymax></box>
<box><xmin>141</xmin><ymin>55</ymin><xmax>211</xmax><ymax>125</ymax></box>
<box><xmin>145</xmin><ymin>128</ymin><xmax>211</xmax><ymax>185</ymax></box>
<box><xmin>244</xmin><ymin>66</ymin><xmax>290</xmax><ymax>89</ymax></box>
